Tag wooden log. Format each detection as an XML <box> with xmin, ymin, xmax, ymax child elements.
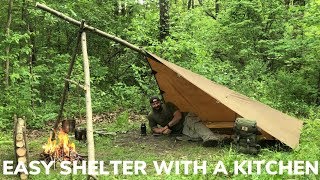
<box><xmin>18</xmin><ymin>118</ymin><xmax>25</xmax><ymax>126</ymax></box>
<box><xmin>16</xmin><ymin>140</ymin><xmax>24</xmax><ymax>148</ymax></box>
<box><xmin>18</xmin><ymin>156</ymin><xmax>27</xmax><ymax>164</ymax></box>
<box><xmin>16</xmin><ymin>119</ymin><xmax>23</xmax><ymax>141</ymax></box>
<box><xmin>16</xmin><ymin>129</ymin><xmax>23</xmax><ymax>135</ymax></box>
<box><xmin>16</xmin><ymin>134</ymin><xmax>23</xmax><ymax>141</ymax></box>
<box><xmin>22</xmin><ymin>126</ymin><xmax>29</xmax><ymax>164</ymax></box>
<box><xmin>20</xmin><ymin>173</ymin><xmax>28</xmax><ymax>180</ymax></box>
<box><xmin>16</xmin><ymin>147</ymin><xmax>26</xmax><ymax>157</ymax></box>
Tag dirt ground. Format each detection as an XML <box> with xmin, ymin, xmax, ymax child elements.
<box><xmin>114</xmin><ymin>130</ymin><xmax>204</xmax><ymax>151</ymax></box>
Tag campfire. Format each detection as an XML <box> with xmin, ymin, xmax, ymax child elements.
<box><xmin>41</xmin><ymin>129</ymin><xmax>84</xmax><ymax>162</ymax></box>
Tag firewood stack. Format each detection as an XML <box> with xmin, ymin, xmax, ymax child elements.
<box><xmin>13</xmin><ymin>116</ymin><xmax>28</xmax><ymax>180</ymax></box>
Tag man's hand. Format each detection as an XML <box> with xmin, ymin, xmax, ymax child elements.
<box><xmin>162</xmin><ymin>128</ymin><xmax>172</xmax><ymax>135</ymax></box>
<box><xmin>152</xmin><ymin>126</ymin><xmax>172</xmax><ymax>134</ymax></box>
<box><xmin>161</xmin><ymin>125</ymin><xmax>172</xmax><ymax>135</ymax></box>
<box><xmin>152</xmin><ymin>127</ymin><xmax>165</xmax><ymax>134</ymax></box>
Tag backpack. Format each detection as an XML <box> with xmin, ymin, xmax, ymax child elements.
<box><xmin>234</xmin><ymin>118</ymin><xmax>261</xmax><ymax>155</ymax></box>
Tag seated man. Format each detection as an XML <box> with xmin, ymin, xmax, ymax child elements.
<box><xmin>147</xmin><ymin>96</ymin><xmax>229</xmax><ymax>147</ymax></box>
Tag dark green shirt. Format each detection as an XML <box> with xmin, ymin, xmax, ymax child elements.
<box><xmin>147</xmin><ymin>102</ymin><xmax>184</xmax><ymax>134</ymax></box>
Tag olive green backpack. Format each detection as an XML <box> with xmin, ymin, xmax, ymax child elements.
<box><xmin>234</xmin><ymin>118</ymin><xmax>261</xmax><ymax>155</ymax></box>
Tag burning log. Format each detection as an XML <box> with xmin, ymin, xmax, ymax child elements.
<box><xmin>41</xmin><ymin>129</ymin><xmax>85</xmax><ymax>163</ymax></box>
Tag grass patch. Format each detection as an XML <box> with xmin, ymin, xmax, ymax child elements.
<box><xmin>0</xmin><ymin>116</ymin><xmax>319</xmax><ymax>179</ymax></box>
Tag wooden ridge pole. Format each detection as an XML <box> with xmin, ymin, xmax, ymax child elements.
<box><xmin>53</xmin><ymin>20</ymin><xmax>85</xmax><ymax>133</ymax></box>
<box><xmin>35</xmin><ymin>3</ymin><xmax>146</xmax><ymax>56</ymax></box>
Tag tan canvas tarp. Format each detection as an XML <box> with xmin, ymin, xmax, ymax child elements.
<box><xmin>146</xmin><ymin>52</ymin><xmax>303</xmax><ymax>149</ymax></box>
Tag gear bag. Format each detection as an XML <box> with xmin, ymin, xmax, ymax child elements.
<box><xmin>234</xmin><ymin>118</ymin><xmax>261</xmax><ymax>155</ymax></box>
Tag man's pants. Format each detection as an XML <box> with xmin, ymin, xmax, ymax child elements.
<box><xmin>182</xmin><ymin>112</ymin><xmax>222</xmax><ymax>142</ymax></box>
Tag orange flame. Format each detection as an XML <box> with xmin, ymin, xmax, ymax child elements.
<box><xmin>42</xmin><ymin>129</ymin><xmax>76</xmax><ymax>160</ymax></box>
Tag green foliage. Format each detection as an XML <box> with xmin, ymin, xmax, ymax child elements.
<box><xmin>0</xmin><ymin>0</ymin><xmax>319</xmax><ymax>130</ymax></box>
<box><xmin>97</xmin><ymin>111</ymin><xmax>136</xmax><ymax>133</ymax></box>
<box><xmin>115</xmin><ymin>111</ymin><xmax>129</xmax><ymax>128</ymax></box>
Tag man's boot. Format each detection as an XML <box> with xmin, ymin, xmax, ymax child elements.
<box><xmin>176</xmin><ymin>135</ymin><xmax>201</xmax><ymax>142</ymax></box>
<box><xmin>202</xmin><ymin>136</ymin><xmax>219</xmax><ymax>147</ymax></box>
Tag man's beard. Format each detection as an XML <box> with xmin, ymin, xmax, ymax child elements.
<box><xmin>153</xmin><ymin>105</ymin><xmax>163</xmax><ymax>112</ymax></box>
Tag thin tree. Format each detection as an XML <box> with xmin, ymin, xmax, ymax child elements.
<box><xmin>159</xmin><ymin>0</ymin><xmax>170</xmax><ymax>42</ymax></box>
<box><xmin>215</xmin><ymin>0</ymin><xmax>219</xmax><ymax>17</ymax></box>
<box><xmin>188</xmin><ymin>0</ymin><xmax>194</xmax><ymax>9</ymax></box>
<box><xmin>317</xmin><ymin>71</ymin><xmax>320</xmax><ymax>105</ymax></box>
<box><xmin>22</xmin><ymin>0</ymin><xmax>36</xmax><ymax>109</ymax></box>
<box><xmin>204</xmin><ymin>0</ymin><xmax>220</xmax><ymax>20</ymax></box>
<box><xmin>5</xmin><ymin>0</ymin><xmax>13</xmax><ymax>88</ymax></box>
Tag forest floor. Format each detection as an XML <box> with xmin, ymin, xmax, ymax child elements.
<box><xmin>0</xmin><ymin>110</ymin><xmax>319</xmax><ymax>180</ymax></box>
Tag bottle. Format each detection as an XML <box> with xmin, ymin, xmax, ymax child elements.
<box><xmin>140</xmin><ymin>123</ymin><xmax>147</xmax><ymax>136</ymax></box>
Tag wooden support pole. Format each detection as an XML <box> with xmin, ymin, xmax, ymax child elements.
<box><xmin>54</xmin><ymin>20</ymin><xmax>85</xmax><ymax>132</ymax></box>
<box><xmin>81</xmin><ymin>31</ymin><xmax>95</xmax><ymax>164</ymax></box>
<box><xmin>36</xmin><ymin>3</ymin><xmax>146</xmax><ymax>56</ymax></box>
<box><xmin>23</xmin><ymin>123</ymin><xmax>29</xmax><ymax>165</ymax></box>
<box><xmin>13</xmin><ymin>115</ymin><xmax>18</xmax><ymax>166</ymax></box>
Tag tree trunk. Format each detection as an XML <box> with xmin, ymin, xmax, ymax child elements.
<box><xmin>294</xmin><ymin>0</ymin><xmax>305</xmax><ymax>6</ymax></box>
<box><xmin>188</xmin><ymin>0</ymin><xmax>194</xmax><ymax>9</ymax></box>
<box><xmin>23</xmin><ymin>0</ymin><xmax>36</xmax><ymax>109</ymax></box>
<box><xmin>5</xmin><ymin>0</ymin><xmax>13</xmax><ymax>88</ymax></box>
<box><xmin>284</xmin><ymin>0</ymin><xmax>290</xmax><ymax>7</ymax></box>
<box><xmin>198</xmin><ymin>0</ymin><xmax>203</xmax><ymax>6</ymax></box>
<box><xmin>81</xmin><ymin>31</ymin><xmax>95</xmax><ymax>164</ymax></box>
<box><xmin>159</xmin><ymin>0</ymin><xmax>170</xmax><ymax>42</ymax></box>
<box><xmin>317</xmin><ymin>71</ymin><xmax>320</xmax><ymax>105</ymax></box>
<box><xmin>293</xmin><ymin>0</ymin><xmax>305</xmax><ymax>38</ymax></box>
<box><xmin>215</xmin><ymin>0</ymin><xmax>219</xmax><ymax>17</ymax></box>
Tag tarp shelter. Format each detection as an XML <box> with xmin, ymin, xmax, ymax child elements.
<box><xmin>34</xmin><ymin>3</ymin><xmax>303</xmax><ymax>149</ymax></box>
<box><xmin>146</xmin><ymin>52</ymin><xmax>303</xmax><ymax>149</ymax></box>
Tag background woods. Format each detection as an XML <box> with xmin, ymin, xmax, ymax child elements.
<box><xmin>0</xmin><ymin>0</ymin><xmax>319</xmax><ymax>130</ymax></box>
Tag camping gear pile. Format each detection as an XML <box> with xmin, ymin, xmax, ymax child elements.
<box><xmin>234</xmin><ymin>118</ymin><xmax>261</xmax><ymax>155</ymax></box>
